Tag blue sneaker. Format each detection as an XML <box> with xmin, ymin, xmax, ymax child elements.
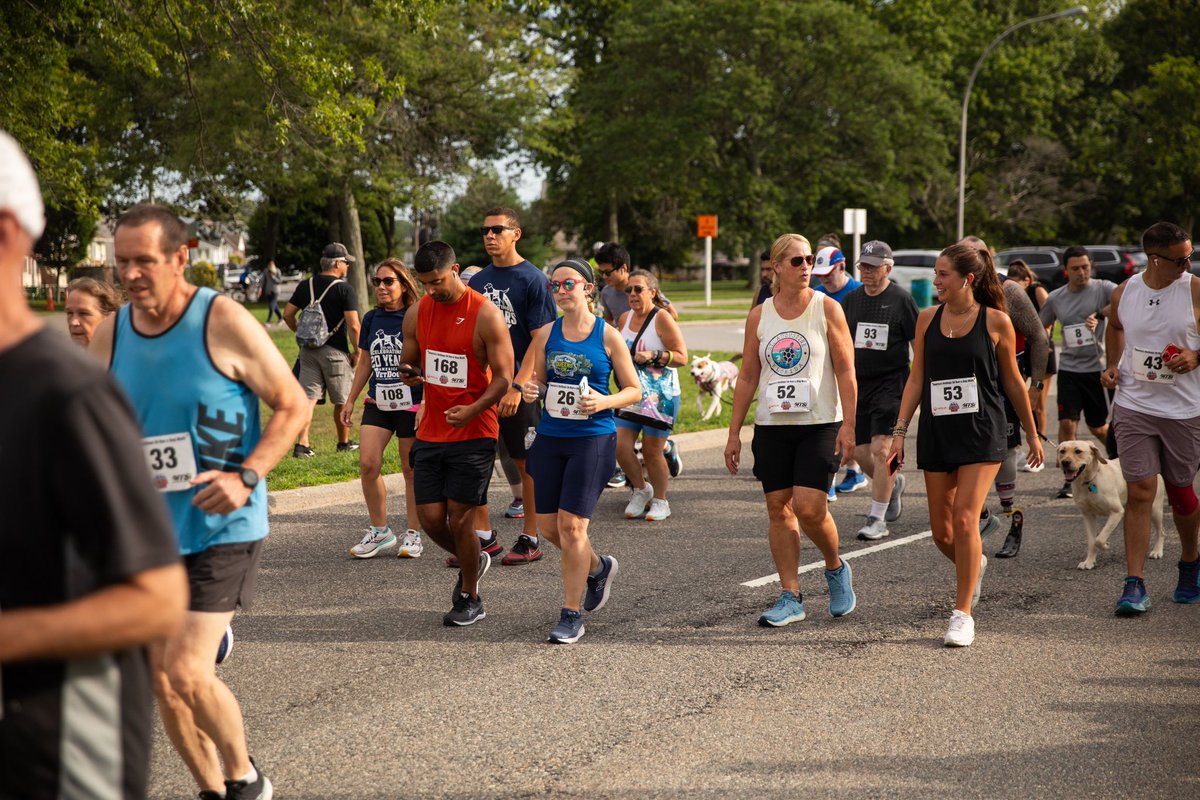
<box><xmin>584</xmin><ymin>555</ymin><xmax>619</xmax><ymax>612</ymax></box>
<box><xmin>758</xmin><ymin>591</ymin><xmax>806</xmax><ymax>627</ymax></box>
<box><xmin>548</xmin><ymin>608</ymin><xmax>586</xmax><ymax>643</ymax></box>
<box><xmin>825</xmin><ymin>560</ymin><xmax>856</xmax><ymax>617</ymax></box>
<box><xmin>978</xmin><ymin>511</ymin><xmax>1000</xmax><ymax>538</ymax></box>
<box><xmin>834</xmin><ymin>468</ymin><xmax>867</xmax><ymax>493</ymax></box>
<box><xmin>504</xmin><ymin>499</ymin><xmax>524</xmax><ymax>519</ymax></box>
<box><xmin>1115</xmin><ymin>576</ymin><xmax>1150</xmax><ymax>616</ymax></box>
<box><xmin>1173</xmin><ymin>559</ymin><xmax>1200</xmax><ymax>604</ymax></box>
<box><xmin>216</xmin><ymin>625</ymin><xmax>233</xmax><ymax>665</ymax></box>
<box><xmin>827</xmin><ymin>485</ymin><xmax>837</xmax><ymax>503</ymax></box>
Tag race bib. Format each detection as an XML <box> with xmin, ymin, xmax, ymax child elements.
<box><xmin>1063</xmin><ymin>322</ymin><xmax>1095</xmax><ymax>349</ymax></box>
<box><xmin>141</xmin><ymin>432</ymin><xmax>198</xmax><ymax>492</ymax></box>
<box><xmin>766</xmin><ymin>378</ymin><xmax>811</xmax><ymax>413</ymax></box>
<box><xmin>931</xmin><ymin>377</ymin><xmax>980</xmax><ymax>416</ymax></box>
<box><xmin>546</xmin><ymin>381</ymin><xmax>588</xmax><ymax>419</ymax></box>
<box><xmin>855</xmin><ymin>322</ymin><xmax>889</xmax><ymax>350</ymax></box>
<box><xmin>426</xmin><ymin>349</ymin><xmax>467</xmax><ymax>388</ymax></box>
<box><xmin>1132</xmin><ymin>347</ymin><xmax>1176</xmax><ymax>384</ymax></box>
<box><xmin>375</xmin><ymin>382</ymin><xmax>413</xmax><ymax>410</ymax></box>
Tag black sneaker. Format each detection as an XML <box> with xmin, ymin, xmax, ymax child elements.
<box><xmin>292</xmin><ymin>443</ymin><xmax>315</xmax><ymax>458</ymax></box>
<box><xmin>443</xmin><ymin>592</ymin><xmax>486</xmax><ymax>626</ymax></box>
<box><xmin>336</xmin><ymin>441</ymin><xmax>360</xmax><ymax>452</ymax></box>
<box><xmin>665</xmin><ymin>439</ymin><xmax>683</xmax><ymax>477</ymax></box>
<box><xmin>224</xmin><ymin>758</ymin><xmax>272</xmax><ymax>800</ymax></box>
<box><xmin>199</xmin><ymin>792</ymin><xmax>224</xmax><ymax>800</ymax></box>
<box><xmin>452</xmin><ymin>551</ymin><xmax>491</xmax><ymax>602</ymax></box>
<box><xmin>583</xmin><ymin>555</ymin><xmax>619</xmax><ymax>612</ymax></box>
<box><xmin>1057</xmin><ymin>481</ymin><xmax>1073</xmax><ymax>499</ymax></box>
<box><xmin>445</xmin><ymin>532</ymin><xmax>504</xmax><ymax>567</ymax></box>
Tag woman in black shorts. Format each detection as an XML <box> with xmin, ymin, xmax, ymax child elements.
<box><xmin>887</xmin><ymin>243</ymin><xmax>1043</xmax><ymax>647</ymax></box>
<box><xmin>341</xmin><ymin>259</ymin><xmax>424</xmax><ymax>559</ymax></box>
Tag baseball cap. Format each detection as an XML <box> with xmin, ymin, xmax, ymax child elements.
<box><xmin>857</xmin><ymin>240</ymin><xmax>893</xmax><ymax>267</ymax></box>
<box><xmin>0</xmin><ymin>131</ymin><xmax>45</xmax><ymax>240</ymax></box>
<box><xmin>811</xmin><ymin>246</ymin><xmax>845</xmax><ymax>276</ymax></box>
<box><xmin>323</xmin><ymin>242</ymin><xmax>356</xmax><ymax>263</ymax></box>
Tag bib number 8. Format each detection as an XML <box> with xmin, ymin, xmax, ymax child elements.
<box><xmin>149</xmin><ymin>447</ymin><xmax>178</xmax><ymax>470</ymax></box>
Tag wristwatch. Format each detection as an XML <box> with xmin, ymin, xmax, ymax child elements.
<box><xmin>1033</xmin><ymin>380</ymin><xmax>1045</xmax><ymax>391</ymax></box>
<box><xmin>240</xmin><ymin>468</ymin><xmax>260</xmax><ymax>490</ymax></box>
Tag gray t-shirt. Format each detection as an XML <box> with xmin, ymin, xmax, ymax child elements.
<box><xmin>601</xmin><ymin>284</ymin><xmax>671</xmax><ymax>323</ymax></box>
<box><xmin>1039</xmin><ymin>280</ymin><xmax>1117</xmax><ymax>373</ymax></box>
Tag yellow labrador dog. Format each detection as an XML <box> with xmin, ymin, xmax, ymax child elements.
<box><xmin>1057</xmin><ymin>440</ymin><xmax>1166</xmax><ymax>570</ymax></box>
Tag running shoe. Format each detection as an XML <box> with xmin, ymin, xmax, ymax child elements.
<box><xmin>885</xmin><ymin>473</ymin><xmax>906</xmax><ymax>522</ymax></box>
<box><xmin>336</xmin><ymin>441</ymin><xmax>359</xmax><ymax>452</ymax></box>
<box><xmin>645</xmin><ymin>498</ymin><xmax>671</xmax><ymax>521</ymax></box>
<box><xmin>224</xmin><ymin>758</ymin><xmax>272</xmax><ymax>800</ymax></box>
<box><xmin>1173</xmin><ymin>559</ymin><xmax>1200</xmax><ymax>604</ymax></box>
<box><xmin>606</xmin><ymin>467</ymin><xmax>627</xmax><ymax>489</ymax></box>
<box><xmin>943</xmin><ymin>609</ymin><xmax>975</xmax><ymax>647</ymax></box>
<box><xmin>973</xmin><ymin>554</ymin><xmax>987</xmax><ymax>607</ymax></box>
<box><xmin>995</xmin><ymin>509</ymin><xmax>1023</xmax><ymax>559</ymax></box>
<box><xmin>397</xmin><ymin>529</ymin><xmax>423</xmax><ymax>558</ymax></box>
<box><xmin>443</xmin><ymin>593</ymin><xmax>486</xmax><ymax>626</ymax></box>
<box><xmin>665</xmin><ymin>439</ymin><xmax>683</xmax><ymax>477</ymax></box>
<box><xmin>445</xmin><ymin>531</ymin><xmax>503</xmax><ymax>567</ymax></box>
<box><xmin>451</xmin><ymin>551</ymin><xmax>491</xmax><ymax>607</ymax></box>
<box><xmin>1056</xmin><ymin>481</ymin><xmax>1073</xmax><ymax>499</ymax></box>
<box><xmin>500</xmin><ymin>534</ymin><xmax>543</xmax><ymax>565</ymax></box>
<box><xmin>857</xmin><ymin>516</ymin><xmax>889</xmax><ymax>541</ymax></box>
<box><xmin>825</xmin><ymin>560</ymin><xmax>856</xmax><ymax>617</ymax></box>
<box><xmin>1115</xmin><ymin>576</ymin><xmax>1150</xmax><ymax>616</ymax></box>
<box><xmin>216</xmin><ymin>625</ymin><xmax>234</xmax><ymax>665</ymax></box>
<box><xmin>547</xmin><ymin>608</ymin><xmax>586</xmax><ymax>644</ymax></box>
<box><xmin>827</xmin><ymin>485</ymin><xmax>838</xmax><ymax>503</ymax></box>
<box><xmin>758</xmin><ymin>591</ymin><xmax>806</xmax><ymax>627</ymax></box>
<box><xmin>978</xmin><ymin>511</ymin><xmax>999</xmax><ymax>538</ymax></box>
<box><xmin>584</xmin><ymin>555</ymin><xmax>619</xmax><ymax>612</ymax></box>
<box><xmin>292</xmin><ymin>443</ymin><xmax>315</xmax><ymax>458</ymax></box>
<box><xmin>200</xmin><ymin>792</ymin><xmax>225</xmax><ymax>800</ymax></box>
<box><xmin>350</xmin><ymin>527</ymin><xmax>397</xmax><ymax>558</ymax></box>
<box><xmin>504</xmin><ymin>499</ymin><xmax>525</xmax><ymax>518</ymax></box>
<box><xmin>624</xmin><ymin>485</ymin><xmax>654</xmax><ymax>519</ymax></box>
<box><xmin>834</xmin><ymin>468</ymin><xmax>867</xmax><ymax>493</ymax></box>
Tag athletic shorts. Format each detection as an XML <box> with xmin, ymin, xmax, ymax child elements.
<box><xmin>615</xmin><ymin>394</ymin><xmax>681</xmax><ymax>439</ymax></box>
<box><xmin>1112</xmin><ymin>405</ymin><xmax>1200</xmax><ymax>485</ymax></box>
<box><xmin>1057</xmin><ymin>370</ymin><xmax>1110</xmax><ymax>428</ymax></box>
<box><xmin>855</xmin><ymin>371</ymin><xmax>906</xmax><ymax>446</ymax></box>
<box><xmin>410</xmin><ymin>437</ymin><xmax>496</xmax><ymax>506</ymax></box>
<box><xmin>361</xmin><ymin>403</ymin><xmax>417</xmax><ymax>437</ymax></box>
<box><xmin>751</xmin><ymin>422</ymin><xmax>840</xmax><ymax>494</ymax></box>
<box><xmin>498</xmin><ymin>398</ymin><xmax>542</xmax><ymax>459</ymax></box>
<box><xmin>526</xmin><ymin>432</ymin><xmax>616</xmax><ymax>518</ymax></box>
<box><xmin>298</xmin><ymin>345</ymin><xmax>352</xmax><ymax>404</ymax></box>
<box><xmin>184</xmin><ymin>539</ymin><xmax>264</xmax><ymax>613</ymax></box>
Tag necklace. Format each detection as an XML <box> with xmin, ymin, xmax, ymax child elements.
<box><xmin>945</xmin><ymin>303</ymin><xmax>978</xmax><ymax>338</ymax></box>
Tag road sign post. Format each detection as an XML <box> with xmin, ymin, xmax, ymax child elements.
<box><xmin>697</xmin><ymin>215</ymin><xmax>718</xmax><ymax>306</ymax></box>
<box><xmin>843</xmin><ymin>208</ymin><xmax>867</xmax><ymax>276</ymax></box>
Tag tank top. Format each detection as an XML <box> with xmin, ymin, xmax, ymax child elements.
<box><xmin>754</xmin><ymin>294</ymin><xmax>842</xmax><ymax>426</ymax></box>
<box><xmin>619</xmin><ymin>309</ymin><xmax>680</xmax><ymax>396</ymax></box>
<box><xmin>1114</xmin><ymin>272</ymin><xmax>1200</xmax><ymax>419</ymax></box>
<box><xmin>538</xmin><ymin>316</ymin><xmax>615</xmax><ymax>437</ymax></box>
<box><xmin>917</xmin><ymin>304</ymin><xmax>1007</xmax><ymax>467</ymax></box>
<box><xmin>415</xmin><ymin>288</ymin><xmax>499</xmax><ymax>442</ymax></box>
<box><xmin>110</xmin><ymin>287</ymin><xmax>266</xmax><ymax>555</ymax></box>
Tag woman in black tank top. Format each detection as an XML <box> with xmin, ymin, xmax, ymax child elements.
<box><xmin>885</xmin><ymin>243</ymin><xmax>1044</xmax><ymax>647</ymax></box>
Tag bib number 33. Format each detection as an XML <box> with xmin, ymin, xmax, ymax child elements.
<box><xmin>141</xmin><ymin>432</ymin><xmax>198</xmax><ymax>492</ymax></box>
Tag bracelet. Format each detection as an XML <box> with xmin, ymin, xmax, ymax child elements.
<box><xmin>891</xmin><ymin>422</ymin><xmax>909</xmax><ymax>437</ymax></box>
<box><xmin>665</xmin><ymin>351</ymin><xmax>673</xmax><ymax>367</ymax></box>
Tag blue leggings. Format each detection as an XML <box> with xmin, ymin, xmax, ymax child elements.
<box><xmin>527</xmin><ymin>432</ymin><xmax>617</xmax><ymax>518</ymax></box>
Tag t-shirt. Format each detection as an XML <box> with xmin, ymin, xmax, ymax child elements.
<box><xmin>815</xmin><ymin>276</ymin><xmax>863</xmax><ymax>304</ymax></box>
<box><xmin>0</xmin><ymin>328</ymin><xmax>179</xmax><ymax>799</ymax></box>
<box><xmin>601</xmin><ymin>284</ymin><xmax>673</xmax><ymax>323</ymax></box>
<box><xmin>1039</xmin><ymin>280</ymin><xmax>1117</xmax><ymax>373</ymax></box>
<box><xmin>359</xmin><ymin>307</ymin><xmax>422</xmax><ymax>408</ymax></box>
<box><xmin>754</xmin><ymin>284</ymin><xmax>772</xmax><ymax>307</ymax></box>
<box><xmin>469</xmin><ymin>260</ymin><xmax>557</xmax><ymax>368</ymax></box>
<box><xmin>287</xmin><ymin>273</ymin><xmax>359</xmax><ymax>353</ymax></box>
<box><xmin>842</xmin><ymin>283</ymin><xmax>920</xmax><ymax>380</ymax></box>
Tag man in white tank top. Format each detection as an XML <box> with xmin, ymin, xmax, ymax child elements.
<box><xmin>1101</xmin><ymin>221</ymin><xmax>1200</xmax><ymax>615</ymax></box>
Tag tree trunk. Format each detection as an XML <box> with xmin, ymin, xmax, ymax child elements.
<box><xmin>262</xmin><ymin>198</ymin><xmax>281</xmax><ymax>263</ymax></box>
<box><xmin>326</xmin><ymin>194</ymin><xmax>342</xmax><ymax>243</ymax></box>
<box><xmin>375</xmin><ymin>205</ymin><xmax>394</xmax><ymax>256</ymax></box>
<box><xmin>607</xmin><ymin>191</ymin><xmax>619</xmax><ymax>242</ymax></box>
<box><xmin>335</xmin><ymin>181</ymin><xmax>369</xmax><ymax>313</ymax></box>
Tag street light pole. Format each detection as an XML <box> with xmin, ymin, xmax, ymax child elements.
<box><xmin>956</xmin><ymin>6</ymin><xmax>1088</xmax><ymax>241</ymax></box>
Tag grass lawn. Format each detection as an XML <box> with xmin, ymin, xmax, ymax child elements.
<box><xmin>661</xmin><ymin>279</ymin><xmax>756</xmax><ymax>303</ymax></box>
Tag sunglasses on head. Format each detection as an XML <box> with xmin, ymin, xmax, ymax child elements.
<box><xmin>479</xmin><ymin>225</ymin><xmax>515</xmax><ymax>236</ymax></box>
<box><xmin>624</xmin><ymin>285</ymin><xmax>649</xmax><ymax>295</ymax></box>
<box><xmin>785</xmin><ymin>254</ymin><xmax>815</xmax><ymax>267</ymax></box>
<box><xmin>371</xmin><ymin>276</ymin><xmax>398</xmax><ymax>287</ymax></box>
<box><xmin>548</xmin><ymin>278</ymin><xmax>584</xmax><ymax>293</ymax></box>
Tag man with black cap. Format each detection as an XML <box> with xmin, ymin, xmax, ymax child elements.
<box><xmin>284</xmin><ymin>242</ymin><xmax>363</xmax><ymax>456</ymax></box>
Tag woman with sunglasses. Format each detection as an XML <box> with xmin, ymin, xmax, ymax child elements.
<box><xmin>614</xmin><ymin>269</ymin><xmax>688</xmax><ymax>521</ymax></box>
<box><xmin>724</xmin><ymin>233</ymin><xmax>858</xmax><ymax>628</ymax></box>
<box><xmin>515</xmin><ymin>259</ymin><xmax>641</xmax><ymax>643</ymax></box>
<box><xmin>340</xmin><ymin>259</ymin><xmax>425</xmax><ymax>559</ymax></box>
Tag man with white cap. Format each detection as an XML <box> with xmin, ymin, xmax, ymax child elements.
<box><xmin>0</xmin><ymin>131</ymin><xmax>187</xmax><ymax>798</ymax></box>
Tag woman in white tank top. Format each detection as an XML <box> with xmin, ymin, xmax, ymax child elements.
<box><xmin>723</xmin><ymin>233</ymin><xmax>859</xmax><ymax>628</ymax></box>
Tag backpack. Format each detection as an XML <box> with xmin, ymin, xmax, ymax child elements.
<box><xmin>295</xmin><ymin>277</ymin><xmax>345</xmax><ymax>348</ymax></box>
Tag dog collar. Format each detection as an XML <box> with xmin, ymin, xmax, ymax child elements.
<box><xmin>1088</xmin><ymin>482</ymin><xmax>1098</xmax><ymax>494</ymax></box>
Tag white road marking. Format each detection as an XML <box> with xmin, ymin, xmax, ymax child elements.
<box><xmin>740</xmin><ymin>530</ymin><xmax>933</xmax><ymax>587</ymax></box>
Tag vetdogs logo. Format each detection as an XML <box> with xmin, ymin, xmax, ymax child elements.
<box><xmin>480</xmin><ymin>283</ymin><xmax>517</xmax><ymax>328</ymax></box>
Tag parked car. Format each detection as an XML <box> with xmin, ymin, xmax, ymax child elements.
<box><xmin>888</xmin><ymin>249</ymin><xmax>942</xmax><ymax>291</ymax></box>
<box><xmin>1082</xmin><ymin>245</ymin><xmax>1143</xmax><ymax>284</ymax></box>
<box><xmin>995</xmin><ymin>247</ymin><xmax>1066</xmax><ymax>289</ymax></box>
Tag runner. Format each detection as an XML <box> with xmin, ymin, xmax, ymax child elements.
<box><xmin>886</xmin><ymin>242</ymin><xmax>1043</xmax><ymax>647</ymax></box>
<box><xmin>514</xmin><ymin>259</ymin><xmax>642</xmax><ymax>643</ymax></box>
<box><xmin>840</xmin><ymin>241</ymin><xmax>919</xmax><ymax>540</ymax></box>
<box><xmin>751</xmin><ymin>249</ymin><xmax>774</xmax><ymax>308</ymax></box>
<box><xmin>724</xmin><ymin>233</ymin><xmax>858</xmax><ymax>627</ymax></box>
<box><xmin>399</xmin><ymin>241</ymin><xmax>514</xmax><ymax>626</ymax></box>
<box><xmin>1005</xmin><ymin>259</ymin><xmax>1056</xmax><ymax>449</ymax></box>
<box><xmin>64</xmin><ymin>276</ymin><xmax>121</xmax><ymax>347</ymax></box>
<box><xmin>340</xmin><ymin>258</ymin><xmax>424</xmax><ymax>559</ymax></box>
<box><xmin>93</xmin><ymin>203</ymin><xmax>309</xmax><ymax>799</ymax></box>
<box><xmin>1101</xmin><ymin>221</ymin><xmax>1200</xmax><ymax>615</ymax></box>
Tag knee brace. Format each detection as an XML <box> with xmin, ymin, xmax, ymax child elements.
<box><xmin>1165</xmin><ymin>482</ymin><xmax>1199</xmax><ymax>516</ymax></box>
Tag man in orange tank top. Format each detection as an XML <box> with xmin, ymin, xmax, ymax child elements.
<box><xmin>400</xmin><ymin>241</ymin><xmax>514</xmax><ymax>626</ymax></box>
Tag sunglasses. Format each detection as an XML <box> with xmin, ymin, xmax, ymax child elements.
<box><xmin>548</xmin><ymin>278</ymin><xmax>584</xmax><ymax>293</ymax></box>
<box><xmin>1151</xmin><ymin>252</ymin><xmax>1193</xmax><ymax>269</ymax></box>
<box><xmin>785</xmin><ymin>254</ymin><xmax>815</xmax><ymax>267</ymax></box>
<box><xmin>479</xmin><ymin>225</ymin><xmax>516</xmax><ymax>236</ymax></box>
<box><xmin>371</xmin><ymin>276</ymin><xmax>399</xmax><ymax>287</ymax></box>
<box><xmin>624</xmin><ymin>285</ymin><xmax>649</xmax><ymax>295</ymax></box>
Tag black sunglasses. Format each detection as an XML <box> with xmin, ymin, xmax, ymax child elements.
<box><xmin>372</xmin><ymin>276</ymin><xmax>398</xmax><ymax>287</ymax></box>
<box><xmin>1151</xmin><ymin>252</ymin><xmax>1193</xmax><ymax>269</ymax></box>
<box><xmin>624</xmin><ymin>285</ymin><xmax>648</xmax><ymax>295</ymax></box>
<box><xmin>785</xmin><ymin>254</ymin><xmax>815</xmax><ymax>267</ymax></box>
<box><xmin>479</xmin><ymin>225</ymin><xmax>516</xmax><ymax>236</ymax></box>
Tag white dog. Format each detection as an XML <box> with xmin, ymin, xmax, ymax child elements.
<box><xmin>1057</xmin><ymin>440</ymin><xmax>1166</xmax><ymax>570</ymax></box>
<box><xmin>689</xmin><ymin>354</ymin><xmax>740</xmax><ymax>420</ymax></box>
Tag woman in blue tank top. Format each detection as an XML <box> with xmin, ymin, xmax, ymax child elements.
<box><xmin>516</xmin><ymin>259</ymin><xmax>642</xmax><ymax>644</ymax></box>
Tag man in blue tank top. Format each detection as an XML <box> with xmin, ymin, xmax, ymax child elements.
<box><xmin>91</xmin><ymin>204</ymin><xmax>309</xmax><ymax>800</ymax></box>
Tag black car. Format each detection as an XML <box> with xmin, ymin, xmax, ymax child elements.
<box><xmin>1083</xmin><ymin>245</ymin><xmax>1144</xmax><ymax>285</ymax></box>
<box><xmin>995</xmin><ymin>247</ymin><xmax>1066</xmax><ymax>289</ymax></box>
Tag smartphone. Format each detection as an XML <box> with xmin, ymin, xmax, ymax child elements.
<box><xmin>398</xmin><ymin>365</ymin><xmax>422</xmax><ymax>378</ymax></box>
<box><xmin>886</xmin><ymin>453</ymin><xmax>901</xmax><ymax>475</ymax></box>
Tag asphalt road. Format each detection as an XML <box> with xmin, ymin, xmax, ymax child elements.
<box><xmin>149</xmin><ymin>430</ymin><xmax>1199</xmax><ymax>799</ymax></box>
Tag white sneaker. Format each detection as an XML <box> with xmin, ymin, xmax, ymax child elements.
<box><xmin>856</xmin><ymin>516</ymin><xmax>889</xmax><ymax>541</ymax></box>
<box><xmin>944</xmin><ymin>609</ymin><xmax>975</xmax><ymax>647</ymax></box>
<box><xmin>624</xmin><ymin>485</ymin><xmax>654</xmax><ymax>519</ymax></box>
<box><xmin>397</xmin><ymin>529</ymin><xmax>423</xmax><ymax>558</ymax></box>
<box><xmin>645</xmin><ymin>498</ymin><xmax>671</xmax><ymax>521</ymax></box>
<box><xmin>973</xmin><ymin>554</ymin><xmax>987</xmax><ymax>607</ymax></box>
<box><xmin>350</xmin><ymin>527</ymin><xmax>397</xmax><ymax>558</ymax></box>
